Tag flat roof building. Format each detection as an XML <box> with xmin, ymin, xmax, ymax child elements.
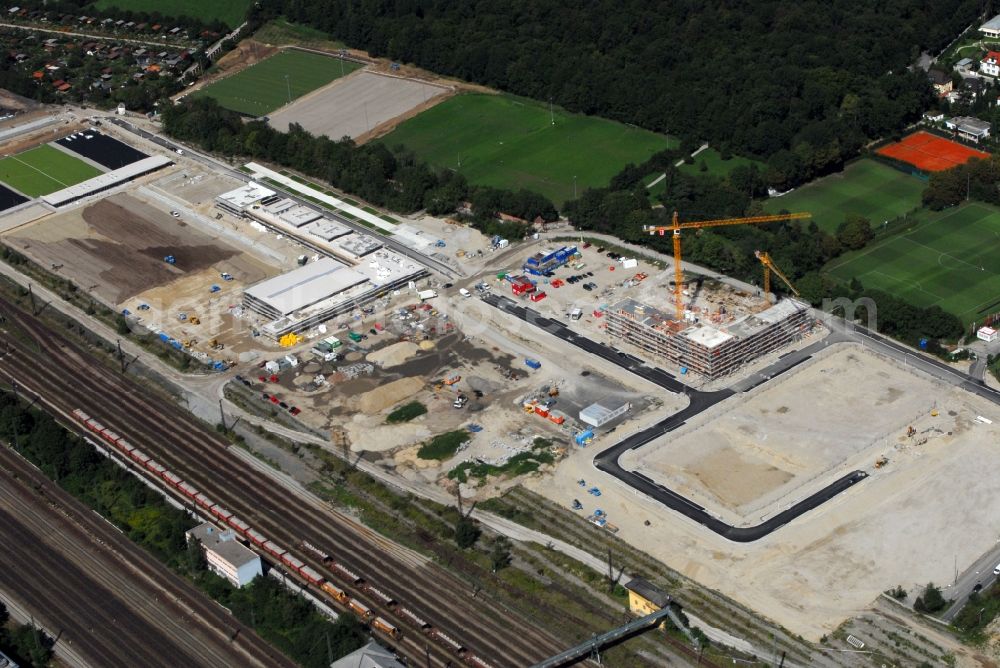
<box><xmin>243</xmin><ymin>257</ymin><xmax>368</xmax><ymax>320</ymax></box>
<box><xmin>307</xmin><ymin>219</ymin><xmax>353</xmax><ymax>241</ymax></box>
<box><xmin>41</xmin><ymin>154</ymin><xmax>172</xmax><ymax>207</ymax></box>
<box><xmin>279</xmin><ymin>204</ymin><xmax>322</xmax><ymax>228</ymax></box>
<box><xmin>579</xmin><ymin>400</ymin><xmax>631</xmax><ymax>427</ymax></box>
<box><xmin>334</xmin><ymin>234</ymin><xmax>382</xmax><ymax>260</ymax></box>
<box><xmin>606</xmin><ymin>297</ymin><xmax>811</xmax><ymax>379</ymax></box>
<box><xmin>186</xmin><ymin>522</ymin><xmax>262</xmax><ymax>588</ymax></box>
<box><xmin>215</xmin><ymin>182</ymin><xmax>276</xmax><ymax>217</ymax></box>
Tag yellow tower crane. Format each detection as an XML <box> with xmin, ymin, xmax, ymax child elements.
<box><xmin>643</xmin><ymin>211</ymin><xmax>810</xmax><ymax>320</ymax></box>
<box><xmin>754</xmin><ymin>250</ymin><xmax>800</xmax><ymax>304</ymax></box>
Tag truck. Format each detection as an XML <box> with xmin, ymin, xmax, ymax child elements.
<box><xmin>418</xmin><ymin>289</ymin><xmax>438</xmax><ymax>301</ymax></box>
<box><xmin>525</xmin><ymin>358</ymin><xmax>541</xmax><ymax>369</ymax></box>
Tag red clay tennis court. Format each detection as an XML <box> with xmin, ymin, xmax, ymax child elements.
<box><xmin>876</xmin><ymin>131</ymin><xmax>990</xmax><ymax>171</ymax></box>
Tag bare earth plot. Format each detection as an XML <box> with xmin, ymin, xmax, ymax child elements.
<box><xmin>531</xmin><ymin>344</ymin><xmax>1000</xmax><ymax>639</ymax></box>
<box><xmin>4</xmin><ymin>193</ymin><xmax>271</xmax><ymax>306</ymax></box>
<box><xmin>625</xmin><ymin>349</ymin><xmax>931</xmax><ymax>523</ymax></box>
<box><xmin>267</xmin><ymin>71</ymin><xmax>449</xmax><ymax>141</ymax></box>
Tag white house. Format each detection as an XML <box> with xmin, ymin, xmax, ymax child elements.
<box><xmin>944</xmin><ymin>116</ymin><xmax>992</xmax><ymax>143</ymax></box>
<box><xmin>978</xmin><ymin>326</ymin><xmax>998</xmax><ymax>342</ymax></box>
<box><xmin>982</xmin><ymin>51</ymin><xmax>1000</xmax><ymax>77</ymax></box>
<box><xmin>984</xmin><ymin>14</ymin><xmax>1000</xmax><ymax>38</ymax></box>
<box><xmin>186</xmin><ymin>522</ymin><xmax>262</xmax><ymax>588</ymax></box>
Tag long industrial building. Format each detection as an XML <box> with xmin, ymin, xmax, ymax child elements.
<box><xmin>217</xmin><ymin>184</ymin><xmax>428</xmax><ymax>339</ymax></box>
<box><xmin>606</xmin><ymin>297</ymin><xmax>812</xmax><ymax>379</ymax></box>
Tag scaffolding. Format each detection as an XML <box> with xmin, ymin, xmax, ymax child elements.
<box><xmin>606</xmin><ymin>297</ymin><xmax>812</xmax><ymax>379</ymax></box>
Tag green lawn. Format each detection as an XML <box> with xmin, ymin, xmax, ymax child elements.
<box><xmin>0</xmin><ymin>145</ymin><xmax>102</xmax><ymax>197</ymax></box>
<box><xmin>764</xmin><ymin>159</ymin><xmax>925</xmax><ymax>233</ymax></box>
<box><xmin>93</xmin><ymin>0</ymin><xmax>252</xmax><ymax>27</ymax></box>
<box><xmin>678</xmin><ymin>148</ymin><xmax>763</xmax><ymax>178</ymax></box>
<box><xmin>825</xmin><ymin>202</ymin><xmax>1000</xmax><ymax>324</ymax></box>
<box><xmin>379</xmin><ymin>93</ymin><xmax>677</xmax><ymax>208</ymax></box>
<box><xmin>193</xmin><ymin>49</ymin><xmax>361</xmax><ymax>117</ymax></box>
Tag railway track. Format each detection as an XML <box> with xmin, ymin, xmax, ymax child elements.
<box><xmin>0</xmin><ymin>300</ymin><xmax>566</xmax><ymax>667</ymax></box>
<box><xmin>0</xmin><ymin>448</ymin><xmax>288</xmax><ymax>668</ymax></box>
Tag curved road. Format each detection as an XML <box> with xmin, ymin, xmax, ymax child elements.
<box><xmin>482</xmin><ymin>292</ymin><xmax>870</xmax><ymax>542</ymax></box>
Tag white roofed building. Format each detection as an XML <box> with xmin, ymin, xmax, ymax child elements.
<box><xmin>186</xmin><ymin>522</ymin><xmax>262</xmax><ymax>588</ymax></box>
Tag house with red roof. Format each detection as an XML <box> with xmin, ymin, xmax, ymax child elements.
<box><xmin>981</xmin><ymin>50</ymin><xmax>1000</xmax><ymax>77</ymax></box>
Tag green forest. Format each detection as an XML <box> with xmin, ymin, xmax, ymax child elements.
<box><xmin>256</xmin><ymin>0</ymin><xmax>978</xmax><ymax>187</ymax></box>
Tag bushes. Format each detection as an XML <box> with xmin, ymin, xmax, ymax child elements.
<box><xmin>386</xmin><ymin>401</ymin><xmax>427</xmax><ymax>424</ymax></box>
<box><xmin>417</xmin><ymin>430</ymin><xmax>468</xmax><ymax>460</ymax></box>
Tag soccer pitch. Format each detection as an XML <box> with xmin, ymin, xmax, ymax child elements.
<box><xmin>825</xmin><ymin>202</ymin><xmax>1000</xmax><ymax>324</ymax></box>
<box><xmin>764</xmin><ymin>159</ymin><xmax>925</xmax><ymax>233</ymax></box>
<box><xmin>0</xmin><ymin>145</ymin><xmax>102</xmax><ymax>197</ymax></box>
<box><xmin>379</xmin><ymin>93</ymin><xmax>677</xmax><ymax>207</ymax></box>
<box><xmin>94</xmin><ymin>0</ymin><xmax>252</xmax><ymax>28</ymax></box>
<box><xmin>193</xmin><ymin>49</ymin><xmax>361</xmax><ymax>117</ymax></box>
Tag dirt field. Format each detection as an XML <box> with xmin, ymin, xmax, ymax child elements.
<box><xmin>6</xmin><ymin>193</ymin><xmax>245</xmax><ymax>303</ymax></box>
<box><xmin>529</xmin><ymin>342</ymin><xmax>1000</xmax><ymax>639</ymax></box>
<box><xmin>624</xmin><ymin>347</ymin><xmax>935</xmax><ymax>522</ymax></box>
<box><xmin>267</xmin><ymin>71</ymin><xmax>450</xmax><ymax>141</ymax></box>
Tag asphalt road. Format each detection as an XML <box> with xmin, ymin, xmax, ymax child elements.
<box><xmin>482</xmin><ymin>292</ymin><xmax>869</xmax><ymax>542</ymax></box>
<box><xmin>106</xmin><ymin>117</ymin><xmax>458</xmax><ymax>278</ymax></box>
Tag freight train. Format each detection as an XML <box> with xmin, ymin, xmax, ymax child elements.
<box><xmin>72</xmin><ymin>409</ymin><xmax>496</xmax><ymax>667</ymax></box>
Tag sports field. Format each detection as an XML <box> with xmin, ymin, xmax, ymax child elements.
<box><xmin>763</xmin><ymin>159</ymin><xmax>925</xmax><ymax>233</ymax></box>
<box><xmin>877</xmin><ymin>131</ymin><xmax>990</xmax><ymax>172</ymax></box>
<box><xmin>825</xmin><ymin>202</ymin><xmax>1000</xmax><ymax>324</ymax></box>
<box><xmin>193</xmin><ymin>49</ymin><xmax>361</xmax><ymax>117</ymax></box>
<box><xmin>379</xmin><ymin>93</ymin><xmax>677</xmax><ymax>207</ymax></box>
<box><xmin>0</xmin><ymin>145</ymin><xmax>102</xmax><ymax>197</ymax></box>
<box><xmin>94</xmin><ymin>0</ymin><xmax>252</xmax><ymax>28</ymax></box>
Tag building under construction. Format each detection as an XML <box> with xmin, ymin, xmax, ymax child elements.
<box><xmin>606</xmin><ymin>297</ymin><xmax>812</xmax><ymax>379</ymax></box>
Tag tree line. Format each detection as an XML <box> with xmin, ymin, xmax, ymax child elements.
<box><xmin>566</xmin><ymin>152</ymin><xmax>964</xmax><ymax>345</ymax></box>
<box><xmin>252</xmin><ymin>0</ymin><xmax>977</xmax><ymax>188</ymax></box>
<box><xmin>163</xmin><ymin>97</ymin><xmax>557</xmax><ymax>228</ymax></box>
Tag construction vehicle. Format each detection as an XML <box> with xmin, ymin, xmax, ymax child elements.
<box><xmin>453</xmin><ymin>394</ymin><xmax>468</xmax><ymax>409</ymax></box>
<box><xmin>754</xmin><ymin>250</ymin><xmax>800</xmax><ymax>304</ymax></box>
<box><xmin>571</xmin><ymin>499</ymin><xmax>583</xmax><ymax>510</ymax></box>
<box><xmin>548</xmin><ymin>386</ymin><xmax>559</xmax><ymax>397</ymax></box>
<box><xmin>443</xmin><ymin>375</ymin><xmax>461</xmax><ymax>385</ymax></box>
<box><xmin>906</xmin><ymin>426</ymin><xmax>916</xmax><ymax>437</ymax></box>
<box><xmin>643</xmin><ymin>211</ymin><xmax>810</xmax><ymax>319</ymax></box>
<box><xmin>875</xmin><ymin>456</ymin><xmax>889</xmax><ymax>469</ymax></box>
<box><xmin>188</xmin><ymin>316</ymin><xmax>200</xmax><ymax>325</ymax></box>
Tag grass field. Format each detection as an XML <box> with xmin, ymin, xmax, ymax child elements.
<box><xmin>679</xmin><ymin>148</ymin><xmax>763</xmax><ymax>178</ymax></box>
<box><xmin>94</xmin><ymin>0</ymin><xmax>252</xmax><ymax>27</ymax></box>
<box><xmin>253</xmin><ymin>18</ymin><xmax>345</xmax><ymax>50</ymax></box>
<box><xmin>193</xmin><ymin>49</ymin><xmax>361</xmax><ymax>117</ymax></box>
<box><xmin>764</xmin><ymin>159</ymin><xmax>925</xmax><ymax>234</ymax></box>
<box><xmin>825</xmin><ymin>202</ymin><xmax>1000</xmax><ymax>324</ymax></box>
<box><xmin>379</xmin><ymin>93</ymin><xmax>677</xmax><ymax>207</ymax></box>
<box><xmin>0</xmin><ymin>145</ymin><xmax>102</xmax><ymax>197</ymax></box>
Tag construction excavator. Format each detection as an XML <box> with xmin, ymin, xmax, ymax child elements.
<box><xmin>644</xmin><ymin>211</ymin><xmax>810</xmax><ymax>319</ymax></box>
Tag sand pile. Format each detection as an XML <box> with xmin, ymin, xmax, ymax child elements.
<box><xmin>358</xmin><ymin>377</ymin><xmax>424</xmax><ymax>414</ymax></box>
<box><xmin>367</xmin><ymin>341</ymin><xmax>419</xmax><ymax>367</ymax></box>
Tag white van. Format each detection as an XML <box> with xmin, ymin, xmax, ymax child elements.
<box><xmin>993</xmin><ymin>563</ymin><xmax>1000</xmax><ymax>576</ymax></box>
<box><xmin>459</xmin><ymin>288</ymin><xmax>472</xmax><ymax>298</ymax></box>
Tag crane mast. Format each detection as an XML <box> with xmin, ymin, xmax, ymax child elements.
<box><xmin>644</xmin><ymin>211</ymin><xmax>810</xmax><ymax>319</ymax></box>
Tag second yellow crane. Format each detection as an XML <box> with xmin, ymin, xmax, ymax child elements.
<box><xmin>643</xmin><ymin>211</ymin><xmax>810</xmax><ymax>319</ymax></box>
<box><xmin>754</xmin><ymin>250</ymin><xmax>799</xmax><ymax>304</ymax></box>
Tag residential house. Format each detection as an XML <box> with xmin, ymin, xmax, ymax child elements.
<box><xmin>956</xmin><ymin>57</ymin><xmax>974</xmax><ymax>72</ymax></box>
<box><xmin>928</xmin><ymin>68</ymin><xmax>953</xmax><ymax>96</ymax></box>
<box><xmin>982</xmin><ymin>51</ymin><xmax>1000</xmax><ymax>78</ymax></box>
<box><xmin>945</xmin><ymin>116</ymin><xmax>992</xmax><ymax>143</ymax></box>
<box><xmin>983</xmin><ymin>13</ymin><xmax>1000</xmax><ymax>39</ymax></box>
